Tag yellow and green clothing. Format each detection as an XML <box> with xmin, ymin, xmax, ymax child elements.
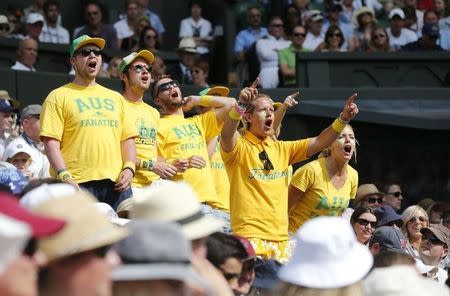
<box><xmin>209</xmin><ymin>140</ymin><xmax>230</xmax><ymax>212</ymax></box>
<box><xmin>40</xmin><ymin>83</ymin><xmax>137</xmax><ymax>183</ymax></box>
<box><xmin>124</xmin><ymin>99</ymin><xmax>160</xmax><ymax>187</ymax></box>
<box><xmin>220</xmin><ymin>131</ymin><xmax>310</xmax><ymax>242</ymax></box>
<box><xmin>288</xmin><ymin>157</ymin><xmax>358</xmax><ymax>233</ymax></box>
<box><xmin>157</xmin><ymin>111</ymin><xmax>220</xmax><ymax>205</ymax></box>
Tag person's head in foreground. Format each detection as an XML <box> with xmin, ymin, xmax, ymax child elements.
<box><xmin>277</xmin><ymin>216</ymin><xmax>373</xmax><ymax>296</ymax></box>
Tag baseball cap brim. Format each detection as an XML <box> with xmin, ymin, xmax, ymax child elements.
<box><xmin>199</xmin><ymin>86</ymin><xmax>230</xmax><ymax>97</ymax></box>
<box><xmin>119</xmin><ymin>50</ymin><xmax>155</xmax><ymax>73</ymax></box>
<box><xmin>0</xmin><ymin>194</ymin><xmax>65</xmax><ymax>238</ymax></box>
<box><xmin>70</xmin><ymin>35</ymin><xmax>105</xmax><ymax>57</ymax></box>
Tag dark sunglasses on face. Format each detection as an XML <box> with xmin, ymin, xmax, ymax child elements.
<box><xmin>191</xmin><ymin>69</ymin><xmax>202</xmax><ymax>74</ymax></box>
<box><xmin>87</xmin><ymin>11</ymin><xmax>100</xmax><ymax>16</ymax></box>
<box><xmin>259</xmin><ymin>150</ymin><xmax>274</xmax><ymax>170</ymax></box>
<box><xmin>368</xmin><ymin>197</ymin><xmax>383</xmax><ymax>204</ymax></box>
<box><xmin>356</xmin><ymin>218</ymin><xmax>377</xmax><ymax>228</ymax></box>
<box><xmin>156</xmin><ymin>80</ymin><xmax>180</xmax><ymax>95</ymax></box>
<box><xmin>23</xmin><ymin>239</ymin><xmax>37</xmax><ymax>257</ymax></box>
<box><xmin>328</xmin><ymin>33</ymin><xmax>342</xmax><ymax>38</ymax></box>
<box><xmin>130</xmin><ymin>64</ymin><xmax>152</xmax><ymax>73</ymax></box>
<box><xmin>0</xmin><ymin>24</ymin><xmax>10</xmax><ymax>31</ymax></box>
<box><xmin>387</xmin><ymin>191</ymin><xmax>402</xmax><ymax>197</ymax></box>
<box><xmin>409</xmin><ymin>216</ymin><xmax>427</xmax><ymax>223</ymax></box>
<box><xmin>294</xmin><ymin>32</ymin><xmax>306</xmax><ymax>37</ymax></box>
<box><xmin>423</xmin><ymin>234</ymin><xmax>446</xmax><ymax>246</ymax></box>
<box><xmin>145</xmin><ymin>35</ymin><xmax>157</xmax><ymax>40</ymax></box>
<box><xmin>271</xmin><ymin>23</ymin><xmax>283</xmax><ymax>27</ymax></box>
<box><xmin>77</xmin><ymin>48</ymin><xmax>102</xmax><ymax>57</ymax></box>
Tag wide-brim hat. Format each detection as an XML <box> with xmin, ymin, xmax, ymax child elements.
<box><xmin>33</xmin><ymin>191</ymin><xmax>128</xmax><ymax>263</ymax></box>
<box><xmin>355</xmin><ymin>184</ymin><xmax>383</xmax><ymax>203</ymax></box>
<box><xmin>119</xmin><ymin>50</ymin><xmax>155</xmax><ymax>73</ymax></box>
<box><xmin>177</xmin><ymin>37</ymin><xmax>199</xmax><ymax>54</ymax></box>
<box><xmin>279</xmin><ymin>217</ymin><xmax>373</xmax><ymax>288</ymax></box>
<box><xmin>69</xmin><ymin>35</ymin><xmax>105</xmax><ymax>57</ymax></box>
<box><xmin>199</xmin><ymin>86</ymin><xmax>230</xmax><ymax>97</ymax></box>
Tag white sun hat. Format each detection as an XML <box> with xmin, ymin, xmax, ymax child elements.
<box><xmin>278</xmin><ymin>216</ymin><xmax>373</xmax><ymax>288</ymax></box>
<box><xmin>131</xmin><ymin>181</ymin><xmax>223</xmax><ymax>240</ymax></box>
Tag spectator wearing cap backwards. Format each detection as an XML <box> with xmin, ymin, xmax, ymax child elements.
<box><xmin>401</xmin><ymin>22</ymin><xmax>444</xmax><ymax>51</ymax></box>
<box><xmin>387</xmin><ymin>8</ymin><xmax>418</xmax><ymax>50</ymax></box>
<box><xmin>0</xmin><ymin>91</ymin><xmax>20</xmax><ymax>157</ymax></box>
<box><xmin>11</xmin><ymin>38</ymin><xmax>38</xmax><ymax>72</ymax></box>
<box><xmin>3</xmin><ymin>104</ymin><xmax>50</xmax><ymax>179</ymax></box>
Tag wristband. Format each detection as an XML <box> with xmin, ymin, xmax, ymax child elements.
<box><xmin>228</xmin><ymin>106</ymin><xmax>242</xmax><ymax>121</ymax></box>
<box><xmin>122</xmin><ymin>161</ymin><xmax>136</xmax><ymax>176</ymax></box>
<box><xmin>142</xmin><ymin>159</ymin><xmax>154</xmax><ymax>171</ymax></box>
<box><xmin>56</xmin><ymin>170</ymin><xmax>73</xmax><ymax>181</ymax></box>
<box><xmin>199</xmin><ymin>95</ymin><xmax>212</xmax><ymax>107</ymax></box>
<box><xmin>331</xmin><ymin>116</ymin><xmax>349</xmax><ymax>133</ymax></box>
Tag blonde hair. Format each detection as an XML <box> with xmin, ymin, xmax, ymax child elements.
<box><xmin>401</xmin><ymin>205</ymin><xmax>429</xmax><ymax>241</ymax></box>
<box><xmin>318</xmin><ymin>125</ymin><xmax>358</xmax><ymax>162</ymax></box>
<box><xmin>276</xmin><ymin>281</ymin><xmax>365</xmax><ymax>296</ymax></box>
<box><xmin>239</xmin><ymin>93</ymin><xmax>273</xmax><ymax>135</ymax></box>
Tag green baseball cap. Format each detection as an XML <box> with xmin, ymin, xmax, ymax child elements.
<box><xmin>69</xmin><ymin>35</ymin><xmax>105</xmax><ymax>57</ymax></box>
<box><xmin>119</xmin><ymin>50</ymin><xmax>155</xmax><ymax>73</ymax></box>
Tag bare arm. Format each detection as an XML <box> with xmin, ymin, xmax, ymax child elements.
<box><xmin>207</xmin><ymin>136</ymin><xmax>220</xmax><ymax>159</ymax></box>
<box><xmin>183</xmin><ymin>95</ymin><xmax>236</xmax><ymax>123</ymax></box>
<box><xmin>288</xmin><ymin>185</ymin><xmax>306</xmax><ymax>211</ymax></box>
<box><xmin>115</xmin><ymin>137</ymin><xmax>136</xmax><ymax>192</ymax></box>
<box><xmin>273</xmin><ymin>92</ymin><xmax>299</xmax><ymax>135</ymax></box>
<box><xmin>279</xmin><ymin>63</ymin><xmax>296</xmax><ymax>78</ymax></box>
<box><xmin>306</xmin><ymin>93</ymin><xmax>358</xmax><ymax>158</ymax></box>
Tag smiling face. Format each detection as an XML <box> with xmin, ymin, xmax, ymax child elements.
<box><xmin>246</xmin><ymin>96</ymin><xmax>275</xmax><ymax>139</ymax></box>
<box><xmin>353</xmin><ymin>212</ymin><xmax>377</xmax><ymax>244</ymax></box>
<box><xmin>71</xmin><ymin>45</ymin><xmax>103</xmax><ymax>81</ymax></box>
<box><xmin>405</xmin><ymin>211</ymin><xmax>429</xmax><ymax>241</ymax></box>
<box><xmin>154</xmin><ymin>77</ymin><xmax>183</xmax><ymax>113</ymax></box>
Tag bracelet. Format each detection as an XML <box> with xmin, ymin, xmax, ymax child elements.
<box><xmin>142</xmin><ymin>159</ymin><xmax>154</xmax><ymax>171</ymax></box>
<box><xmin>56</xmin><ymin>170</ymin><xmax>73</xmax><ymax>181</ymax></box>
<box><xmin>228</xmin><ymin>106</ymin><xmax>242</xmax><ymax>120</ymax></box>
<box><xmin>122</xmin><ymin>161</ymin><xmax>136</xmax><ymax>176</ymax></box>
<box><xmin>199</xmin><ymin>95</ymin><xmax>212</xmax><ymax>106</ymax></box>
<box><xmin>331</xmin><ymin>115</ymin><xmax>349</xmax><ymax>133</ymax></box>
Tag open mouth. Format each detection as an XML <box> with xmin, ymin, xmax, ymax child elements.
<box><xmin>141</xmin><ymin>76</ymin><xmax>149</xmax><ymax>83</ymax></box>
<box><xmin>343</xmin><ymin>144</ymin><xmax>352</xmax><ymax>154</ymax></box>
<box><xmin>88</xmin><ymin>60</ymin><xmax>97</xmax><ymax>70</ymax></box>
<box><xmin>264</xmin><ymin>119</ymin><xmax>273</xmax><ymax>128</ymax></box>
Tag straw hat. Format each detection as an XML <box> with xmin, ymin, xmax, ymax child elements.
<box><xmin>355</xmin><ymin>184</ymin><xmax>383</xmax><ymax>204</ymax></box>
<box><xmin>33</xmin><ymin>191</ymin><xmax>128</xmax><ymax>263</ymax></box>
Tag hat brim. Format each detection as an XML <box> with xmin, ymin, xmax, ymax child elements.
<box><xmin>178</xmin><ymin>48</ymin><xmax>199</xmax><ymax>54</ymax></box>
<box><xmin>113</xmin><ymin>264</ymin><xmax>194</xmax><ymax>282</ymax></box>
<box><xmin>182</xmin><ymin>214</ymin><xmax>224</xmax><ymax>240</ymax></box>
<box><xmin>73</xmin><ymin>37</ymin><xmax>105</xmax><ymax>56</ymax></box>
<box><xmin>206</xmin><ymin>86</ymin><xmax>230</xmax><ymax>97</ymax></box>
<box><xmin>278</xmin><ymin>241</ymin><xmax>373</xmax><ymax>288</ymax></box>
<box><xmin>273</xmin><ymin>102</ymin><xmax>283</xmax><ymax>110</ymax></box>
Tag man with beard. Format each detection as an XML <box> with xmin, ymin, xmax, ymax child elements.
<box><xmin>153</xmin><ymin>76</ymin><xmax>235</xmax><ymax>224</ymax></box>
<box><xmin>39</xmin><ymin>0</ymin><xmax>69</xmax><ymax>44</ymax></box>
<box><xmin>220</xmin><ymin>78</ymin><xmax>358</xmax><ymax>262</ymax></box>
<box><xmin>119</xmin><ymin>50</ymin><xmax>177</xmax><ymax>193</ymax></box>
<box><xmin>40</xmin><ymin>35</ymin><xmax>137</xmax><ymax>209</ymax></box>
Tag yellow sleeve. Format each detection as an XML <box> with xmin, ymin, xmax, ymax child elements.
<box><xmin>40</xmin><ymin>90</ymin><xmax>64</xmax><ymax>141</ymax></box>
<box><xmin>199</xmin><ymin>111</ymin><xmax>221</xmax><ymax>143</ymax></box>
<box><xmin>283</xmin><ymin>138</ymin><xmax>311</xmax><ymax>164</ymax></box>
<box><xmin>290</xmin><ymin>161</ymin><xmax>315</xmax><ymax>192</ymax></box>
<box><xmin>120</xmin><ymin>97</ymin><xmax>138</xmax><ymax>141</ymax></box>
<box><xmin>220</xmin><ymin>137</ymin><xmax>242</xmax><ymax>167</ymax></box>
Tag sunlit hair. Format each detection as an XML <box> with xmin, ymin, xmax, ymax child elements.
<box><xmin>239</xmin><ymin>93</ymin><xmax>273</xmax><ymax>134</ymax></box>
<box><xmin>401</xmin><ymin>205</ymin><xmax>429</xmax><ymax>241</ymax></box>
<box><xmin>318</xmin><ymin>124</ymin><xmax>358</xmax><ymax>162</ymax></box>
<box><xmin>277</xmin><ymin>281</ymin><xmax>365</xmax><ymax>296</ymax></box>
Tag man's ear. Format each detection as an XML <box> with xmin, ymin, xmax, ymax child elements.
<box><xmin>244</xmin><ymin>112</ymin><xmax>252</xmax><ymax>124</ymax></box>
<box><xmin>442</xmin><ymin>246</ymin><xmax>449</xmax><ymax>260</ymax></box>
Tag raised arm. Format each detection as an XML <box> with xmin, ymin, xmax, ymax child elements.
<box><xmin>306</xmin><ymin>93</ymin><xmax>358</xmax><ymax>158</ymax></box>
<box><xmin>182</xmin><ymin>95</ymin><xmax>236</xmax><ymax>123</ymax></box>
<box><xmin>273</xmin><ymin>91</ymin><xmax>299</xmax><ymax>135</ymax></box>
<box><xmin>221</xmin><ymin>79</ymin><xmax>259</xmax><ymax>152</ymax></box>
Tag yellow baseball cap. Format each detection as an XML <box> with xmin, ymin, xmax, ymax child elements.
<box><xmin>119</xmin><ymin>50</ymin><xmax>155</xmax><ymax>73</ymax></box>
<box><xmin>198</xmin><ymin>86</ymin><xmax>230</xmax><ymax>97</ymax></box>
<box><xmin>69</xmin><ymin>35</ymin><xmax>105</xmax><ymax>57</ymax></box>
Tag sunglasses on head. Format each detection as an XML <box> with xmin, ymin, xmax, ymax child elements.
<box><xmin>259</xmin><ymin>150</ymin><xmax>274</xmax><ymax>170</ymax></box>
<box><xmin>387</xmin><ymin>191</ymin><xmax>402</xmax><ymax>197</ymax></box>
<box><xmin>422</xmin><ymin>234</ymin><xmax>446</xmax><ymax>246</ymax></box>
<box><xmin>356</xmin><ymin>218</ymin><xmax>377</xmax><ymax>228</ymax></box>
<box><xmin>409</xmin><ymin>216</ymin><xmax>427</xmax><ymax>223</ymax></box>
<box><xmin>129</xmin><ymin>64</ymin><xmax>152</xmax><ymax>73</ymax></box>
<box><xmin>368</xmin><ymin>197</ymin><xmax>383</xmax><ymax>204</ymax></box>
<box><xmin>156</xmin><ymin>80</ymin><xmax>179</xmax><ymax>96</ymax></box>
<box><xmin>76</xmin><ymin>48</ymin><xmax>102</xmax><ymax>57</ymax></box>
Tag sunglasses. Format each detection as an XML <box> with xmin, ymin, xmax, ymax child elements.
<box><xmin>23</xmin><ymin>239</ymin><xmax>37</xmax><ymax>257</ymax></box>
<box><xmin>328</xmin><ymin>33</ymin><xmax>342</xmax><ymax>38</ymax></box>
<box><xmin>156</xmin><ymin>80</ymin><xmax>179</xmax><ymax>96</ymax></box>
<box><xmin>387</xmin><ymin>191</ymin><xmax>402</xmax><ymax>197</ymax></box>
<box><xmin>259</xmin><ymin>150</ymin><xmax>274</xmax><ymax>170</ymax></box>
<box><xmin>0</xmin><ymin>24</ymin><xmax>10</xmax><ymax>31</ymax></box>
<box><xmin>271</xmin><ymin>23</ymin><xmax>283</xmax><ymax>27</ymax></box>
<box><xmin>76</xmin><ymin>48</ymin><xmax>102</xmax><ymax>57</ymax></box>
<box><xmin>191</xmin><ymin>69</ymin><xmax>202</xmax><ymax>74</ymax></box>
<box><xmin>422</xmin><ymin>234</ymin><xmax>446</xmax><ymax>246</ymax></box>
<box><xmin>409</xmin><ymin>216</ymin><xmax>427</xmax><ymax>223</ymax></box>
<box><xmin>294</xmin><ymin>32</ymin><xmax>306</xmax><ymax>37</ymax></box>
<box><xmin>130</xmin><ymin>64</ymin><xmax>152</xmax><ymax>73</ymax></box>
<box><xmin>356</xmin><ymin>218</ymin><xmax>377</xmax><ymax>228</ymax></box>
<box><xmin>368</xmin><ymin>197</ymin><xmax>383</xmax><ymax>204</ymax></box>
<box><xmin>87</xmin><ymin>11</ymin><xmax>100</xmax><ymax>16</ymax></box>
<box><xmin>145</xmin><ymin>34</ymin><xmax>157</xmax><ymax>40</ymax></box>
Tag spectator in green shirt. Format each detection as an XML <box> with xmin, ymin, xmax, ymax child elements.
<box><xmin>278</xmin><ymin>25</ymin><xmax>310</xmax><ymax>87</ymax></box>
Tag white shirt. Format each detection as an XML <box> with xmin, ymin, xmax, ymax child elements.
<box><xmin>113</xmin><ymin>18</ymin><xmax>134</xmax><ymax>40</ymax></box>
<box><xmin>353</xmin><ymin>0</ymin><xmax>383</xmax><ymax>12</ymax></box>
<box><xmin>387</xmin><ymin>28</ymin><xmax>418</xmax><ymax>50</ymax></box>
<box><xmin>39</xmin><ymin>22</ymin><xmax>70</xmax><ymax>44</ymax></box>
<box><xmin>11</xmin><ymin>61</ymin><xmax>36</xmax><ymax>72</ymax></box>
<box><xmin>255</xmin><ymin>35</ymin><xmax>291</xmax><ymax>88</ymax></box>
<box><xmin>303</xmin><ymin>32</ymin><xmax>325</xmax><ymax>51</ymax></box>
<box><xmin>179</xmin><ymin>17</ymin><xmax>213</xmax><ymax>54</ymax></box>
<box><xmin>3</xmin><ymin>137</ymin><xmax>50</xmax><ymax>179</ymax></box>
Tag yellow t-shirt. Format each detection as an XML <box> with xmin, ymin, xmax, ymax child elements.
<box><xmin>40</xmin><ymin>83</ymin><xmax>137</xmax><ymax>183</ymax></box>
<box><xmin>209</xmin><ymin>140</ymin><xmax>230</xmax><ymax>212</ymax></box>
<box><xmin>157</xmin><ymin>111</ymin><xmax>220</xmax><ymax>204</ymax></box>
<box><xmin>220</xmin><ymin>131</ymin><xmax>310</xmax><ymax>241</ymax></box>
<box><xmin>288</xmin><ymin>157</ymin><xmax>358</xmax><ymax>233</ymax></box>
<box><xmin>124</xmin><ymin>99</ymin><xmax>160</xmax><ymax>187</ymax></box>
